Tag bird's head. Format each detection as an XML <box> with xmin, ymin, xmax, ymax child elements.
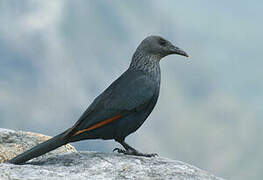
<box><xmin>130</xmin><ymin>35</ymin><xmax>189</xmax><ymax>71</ymax></box>
<box><xmin>137</xmin><ymin>35</ymin><xmax>189</xmax><ymax>59</ymax></box>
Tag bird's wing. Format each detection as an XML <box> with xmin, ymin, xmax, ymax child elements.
<box><xmin>65</xmin><ymin>70</ymin><xmax>157</xmax><ymax>137</ymax></box>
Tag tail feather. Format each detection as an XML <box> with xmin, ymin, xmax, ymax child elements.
<box><xmin>8</xmin><ymin>132</ymin><xmax>68</xmax><ymax>165</ymax></box>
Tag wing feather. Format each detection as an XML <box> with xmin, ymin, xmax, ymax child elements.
<box><xmin>66</xmin><ymin>70</ymin><xmax>156</xmax><ymax>136</ymax></box>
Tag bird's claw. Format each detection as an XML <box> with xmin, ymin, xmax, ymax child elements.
<box><xmin>146</xmin><ymin>153</ymin><xmax>158</xmax><ymax>157</ymax></box>
<box><xmin>113</xmin><ymin>148</ymin><xmax>126</xmax><ymax>153</ymax></box>
<box><xmin>113</xmin><ymin>148</ymin><xmax>158</xmax><ymax>157</ymax></box>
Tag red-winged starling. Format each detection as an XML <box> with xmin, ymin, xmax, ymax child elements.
<box><xmin>9</xmin><ymin>35</ymin><xmax>188</xmax><ymax>164</ymax></box>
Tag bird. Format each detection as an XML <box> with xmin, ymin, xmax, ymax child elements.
<box><xmin>9</xmin><ymin>35</ymin><xmax>188</xmax><ymax>164</ymax></box>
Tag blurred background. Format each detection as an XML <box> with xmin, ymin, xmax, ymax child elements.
<box><xmin>0</xmin><ymin>1</ymin><xmax>262</xmax><ymax>179</ymax></box>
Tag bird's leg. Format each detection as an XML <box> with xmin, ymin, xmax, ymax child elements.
<box><xmin>113</xmin><ymin>139</ymin><xmax>157</xmax><ymax>157</ymax></box>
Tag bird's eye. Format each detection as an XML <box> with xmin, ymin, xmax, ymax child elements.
<box><xmin>159</xmin><ymin>38</ymin><xmax>167</xmax><ymax>46</ymax></box>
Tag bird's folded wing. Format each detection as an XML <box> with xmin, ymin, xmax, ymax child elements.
<box><xmin>65</xmin><ymin>70</ymin><xmax>156</xmax><ymax>137</ymax></box>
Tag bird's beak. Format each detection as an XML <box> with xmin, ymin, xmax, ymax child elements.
<box><xmin>169</xmin><ymin>45</ymin><xmax>189</xmax><ymax>58</ymax></box>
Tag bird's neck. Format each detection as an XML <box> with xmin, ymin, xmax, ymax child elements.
<box><xmin>129</xmin><ymin>51</ymin><xmax>161</xmax><ymax>76</ymax></box>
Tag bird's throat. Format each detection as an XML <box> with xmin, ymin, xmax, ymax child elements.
<box><xmin>129</xmin><ymin>51</ymin><xmax>161</xmax><ymax>75</ymax></box>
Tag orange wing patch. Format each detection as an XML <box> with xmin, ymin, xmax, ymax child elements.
<box><xmin>73</xmin><ymin>114</ymin><xmax>122</xmax><ymax>136</ymax></box>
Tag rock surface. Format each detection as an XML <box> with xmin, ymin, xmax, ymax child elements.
<box><xmin>0</xmin><ymin>128</ymin><xmax>225</xmax><ymax>180</ymax></box>
<box><xmin>0</xmin><ymin>128</ymin><xmax>76</xmax><ymax>163</ymax></box>
<box><xmin>1</xmin><ymin>152</ymin><xmax>225</xmax><ymax>180</ymax></box>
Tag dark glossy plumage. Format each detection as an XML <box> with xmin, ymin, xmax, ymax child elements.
<box><xmin>9</xmin><ymin>35</ymin><xmax>188</xmax><ymax>164</ymax></box>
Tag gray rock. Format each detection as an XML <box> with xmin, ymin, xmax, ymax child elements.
<box><xmin>0</xmin><ymin>151</ymin><xmax>225</xmax><ymax>180</ymax></box>
<box><xmin>0</xmin><ymin>128</ymin><xmax>76</xmax><ymax>163</ymax></box>
<box><xmin>0</xmin><ymin>128</ymin><xmax>225</xmax><ymax>179</ymax></box>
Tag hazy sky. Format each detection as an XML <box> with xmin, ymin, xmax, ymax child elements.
<box><xmin>0</xmin><ymin>1</ymin><xmax>262</xmax><ymax>179</ymax></box>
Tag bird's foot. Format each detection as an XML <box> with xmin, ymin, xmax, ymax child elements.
<box><xmin>113</xmin><ymin>148</ymin><xmax>157</xmax><ymax>157</ymax></box>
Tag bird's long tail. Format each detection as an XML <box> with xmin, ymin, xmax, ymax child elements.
<box><xmin>8</xmin><ymin>131</ymin><xmax>68</xmax><ymax>165</ymax></box>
